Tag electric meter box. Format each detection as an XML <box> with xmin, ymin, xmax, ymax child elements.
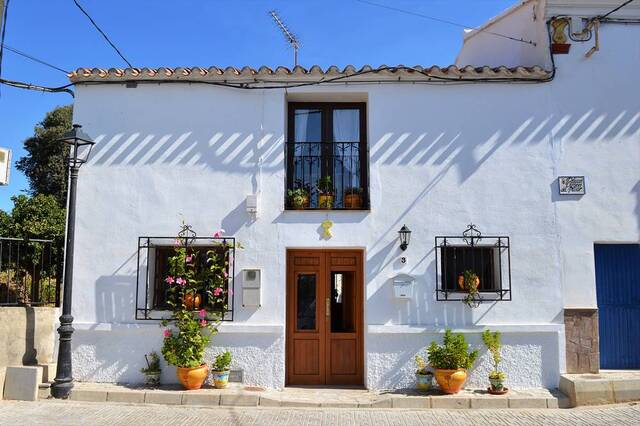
<box><xmin>242</xmin><ymin>269</ymin><xmax>261</xmax><ymax>307</ymax></box>
<box><xmin>393</xmin><ymin>275</ymin><xmax>414</xmax><ymax>299</ymax></box>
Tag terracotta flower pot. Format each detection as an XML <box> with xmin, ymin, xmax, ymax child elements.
<box><xmin>344</xmin><ymin>193</ymin><xmax>362</xmax><ymax>209</ymax></box>
<box><xmin>183</xmin><ymin>293</ymin><xmax>201</xmax><ymax>311</ymax></box>
<box><xmin>292</xmin><ymin>195</ymin><xmax>310</xmax><ymax>209</ymax></box>
<box><xmin>318</xmin><ymin>194</ymin><xmax>334</xmax><ymax>209</ymax></box>
<box><xmin>457</xmin><ymin>275</ymin><xmax>465</xmax><ymax>290</ymax></box>
<box><xmin>176</xmin><ymin>364</ymin><xmax>208</xmax><ymax>390</ymax></box>
<box><xmin>434</xmin><ymin>368</ymin><xmax>467</xmax><ymax>394</ymax></box>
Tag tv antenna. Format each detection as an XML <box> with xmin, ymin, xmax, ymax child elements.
<box><xmin>269</xmin><ymin>10</ymin><xmax>300</xmax><ymax>67</ymax></box>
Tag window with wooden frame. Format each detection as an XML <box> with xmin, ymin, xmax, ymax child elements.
<box><xmin>151</xmin><ymin>245</ymin><xmax>228</xmax><ymax>310</ymax></box>
<box><xmin>135</xmin><ymin>236</ymin><xmax>235</xmax><ymax>321</ymax></box>
<box><xmin>286</xmin><ymin>102</ymin><xmax>369</xmax><ymax>210</ymax></box>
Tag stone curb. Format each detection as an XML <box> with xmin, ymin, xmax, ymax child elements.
<box><xmin>39</xmin><ymin>386</ymin><xmax>565</xmax><ymax>409</ymax></box>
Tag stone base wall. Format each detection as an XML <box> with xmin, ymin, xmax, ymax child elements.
<box><xmin>564</xmin><ymin>309</ymin><xmax>599</xmax><ymax>373</ymax></box>
<box><xmin>0</xmin><ymin>307</ymin><xmax>59</xmax><ymax>368</ymax></box>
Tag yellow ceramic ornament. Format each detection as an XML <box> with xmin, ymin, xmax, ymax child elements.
<box><xmin>321</xmin><ymin>219</ymin><xmax>333</xmax><ymax>239</ymax></box>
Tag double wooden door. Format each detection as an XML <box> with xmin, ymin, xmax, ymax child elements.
<box><xmin>286</xmin><ymin>249</ymin><xmax>364</xmax><ymax>386</ymax></box>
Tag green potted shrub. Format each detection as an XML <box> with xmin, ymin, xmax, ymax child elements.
<box><xmin>427</xmin><ymin>328</ymin><xmax>479</xmax><ymax>394</ymax></box>
<box><xmin>482</xmin><ymin>329</ymin><xmax>508</xmax><ymax>394</ymax></box>
<box><xmin>211</xmin><ymin>351</ymin><xmax>232</xmax><ymax>389</ymax></box>
<box><xmin>140</xmin><ymin>351</ymin><xmax>161</xmax><ymax>387</ymax></box>
<box><xmin>343</xmin><ymin>187</ymin><xmax>363</xmax><ymax>209</ymax></box>
<box><xmin>287</xmin><ymin>183</ymin><xmax>310</xmax><ymax>210</ymax></box>
<box><xmin>414</xmin><ymin>354</ymin><xmax>434</xmax><ymax>392</ymax></box>
<box><xmin>317</xmin><ymin>176</ymin><xmax>334</xmax><ymax>209</ymax></box>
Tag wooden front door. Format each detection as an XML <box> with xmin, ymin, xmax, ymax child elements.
<box><xmin>286</xmin><ymin>249</ymin><xmax>364</xmax><ymax>386</ymax></box>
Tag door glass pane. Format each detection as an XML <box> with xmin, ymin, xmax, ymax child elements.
<box><xmin>296</xmin><ymin>274</ymin><xmax>316</xmax><ymax>330</ymax></box>
<box><xmin>331</xmin><ymin>272</ymin><xmax>355</xmax><ymax>333</ymax></box>
<box><xmin>294</xmin><ymin>109</ymin><xmax>322</xmax><ymax>142</ymax></box>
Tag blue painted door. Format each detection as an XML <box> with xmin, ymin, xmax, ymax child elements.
<box><xmin>594</xmin><ymin>244</ymin><xmax>640</xmax><ymax>369</ymax></box>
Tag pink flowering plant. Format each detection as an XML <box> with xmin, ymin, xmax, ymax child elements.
<box><xmin>160</xmin><ymin>223</ymin><xmax>241</xmax><ymax>368</ymax></box>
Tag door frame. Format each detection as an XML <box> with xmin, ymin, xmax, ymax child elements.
<box><xmin>285</xmin><ymin>248</ymin><xmax>365</xmax><ymax>386</ymax></box>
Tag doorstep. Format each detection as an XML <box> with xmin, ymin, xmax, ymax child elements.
<box><xmin>560</xmin><ymin>371</ymin><xmax>640</xmax><ymax>407</ymax></box>
<box><xmin>39</xmin><ymin>382</ymin><xmax>568</xmax><ymax>409</ymax></box>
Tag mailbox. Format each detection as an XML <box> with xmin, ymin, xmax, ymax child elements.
<box><xmin>242</xmin><ymin>269</ymin><xmax>261</xmax><ymax>307</ymax></box>
<box><xmin>393</xmin><ymin>274</ymin><xmax>414</xmax><ymax>299</ymax></box>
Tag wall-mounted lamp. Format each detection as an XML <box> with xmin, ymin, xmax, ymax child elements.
<box><xmin>398</xmin><ymin>225</ymin><xmax>411</xmax><ymax>251</ymax></box>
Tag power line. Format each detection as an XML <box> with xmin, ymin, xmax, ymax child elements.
<box><xmin>354</xmin><ymin>0</ymin><xmax>537</xmax><ymax>46</ymax></box>
<box><xmin>598</xmin><ymin>0</ymin><xmax>636</xmax><ymax>19</ymax></box>
<box><xmin>0</xmin><ymin>77</ymin><xmax>74</xmax><ymax>96</ymax></box>
<box><xmin>1</xmin><ymin>43</ymin><xmax>70</xmax><ymax>74</ymax></box>
<box><xmin>72</xmin><ymin>0</ymin><xmax>132</xmax><ymax>67</ymax></box>
<box><xmin>0</xmin><ymin>0</ymin><xmax>10</xmax><ymax>92</ymax></box>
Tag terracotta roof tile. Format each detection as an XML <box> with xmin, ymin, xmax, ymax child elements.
<box><xmin>68</xmin><ymin>64</ymin><xmax>551</xmax><ymax>83</ymax></box>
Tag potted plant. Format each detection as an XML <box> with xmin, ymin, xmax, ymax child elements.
<box><xmin>211</xmin><ymin>351</ymin><xmax>232</xmax><ymax>389</ymax></box>
<box><xmin>459</xmin><ymin>269</ymin><xmax>480</xmax><ymax>308</ymax></box>
<box><xmin>287</xmin><ymin>187</ymin><xmax>310</xmax><ymax>209</ymax></box>
<box><xmin>161</xmin><ymin>309</ymin><xmax>215</xmax><ymax>390</ymax></box>
<box><xmin>160</xmin><ymin>224</ymin><xmax>233</xmax><ymax>390</ymax></box>
<box><xmin>414</xmin><ymin>354</ymin><xmax>434</xmax><ymax>392</ymax></box>
<box><xmin>482</xmin><ymin>329</ymin><xmax>508</xmax><ymax>394</ymax></box>
<box><xmin>343</xmin><ymin>187</ymin><xmax>363</xmax><ymax>209</ymax></box>
<box><xmin>427</xmin><ymin>328</ymin><xmax>479</xmax><ymax>394</ymax></box>
<box><xmin>317</xmin><ymin>176</ymin><xmax>334</xmax><ymax>209</ymax></box>
<box><xmin>140</xmin><ymin>351</ymin><xmax>161</xmax><ymax>387</ymax></box>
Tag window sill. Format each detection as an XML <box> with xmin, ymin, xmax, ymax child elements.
<box><xmin>283</xmin><ymin>208</ymin><xmax>371</xmax><ymax>213</ymax></box>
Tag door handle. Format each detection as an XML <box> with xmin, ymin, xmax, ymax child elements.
<box><xmin>326</xmin><ymin>298</ymin><xmax>330</xmax><ymax>317</ymax></box>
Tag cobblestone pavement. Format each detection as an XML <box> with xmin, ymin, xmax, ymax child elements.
<box><xmin>0</xmin><ymin>400</ymin><xmax>639</xmax><ymax>425</ymax></box>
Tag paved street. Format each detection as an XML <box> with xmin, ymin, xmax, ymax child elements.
<box><xmin>0</xmin><ymin>400</ymin><xmax>639</xmax><ymax>425</ymax></box>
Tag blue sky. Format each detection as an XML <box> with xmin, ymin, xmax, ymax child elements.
<box><xmin>0</xmin><ymin>0</ymin><xmax>516</xmax><ymax>211</ymax></box>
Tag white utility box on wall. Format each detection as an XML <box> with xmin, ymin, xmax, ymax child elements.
<box><xmin>242</xmin><ymin>269</ymin><xmax>261</xmax><ymax>307</ymax></box>
<box><xmin>392</xmin><ymin>274</ymin><xmax>415</xmax><ymax>299</ymax></box>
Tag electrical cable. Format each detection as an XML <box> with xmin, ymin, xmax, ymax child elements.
<box><xmin>598</xmin><ymin>0</ymin><xmax>636</xmax><ymax>20</ymax></box>
<box><xmin>354</xmin><ymin>0</ymin><xmax>537</xmax><ymax>46</ymax></box>
<box><xmin>0</xmin><ymin>0</ymin><xmax>11</xmax><ymax>94</ymax></box>
<box><xmin>1</xmin><ymin>43</ymin><xmax>70</xmax><ymax>74</ymax></box>
<box><xmin>72</xmin><ymin>0</ymin><xmax>132</xmax><ymax>68</ymax></box>
<box><xmin>0</xmin><ymin>77</ymin><xmax>74</xmax><ymax>96</ymax></box>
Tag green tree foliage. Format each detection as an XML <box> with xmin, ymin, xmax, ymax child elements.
<box><xmin>8</xmin><ymin>194</ymin><xmax>65</xmax><ymax>240</ymax></box>
<box><xmin>16</xmin><ymin>105</ymin><xmax>72</xmax><ymax>206</ymax></box>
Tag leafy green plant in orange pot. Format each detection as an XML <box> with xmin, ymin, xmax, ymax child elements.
<box><xmin>427</xmin><ymin>328</ymin><xmax>478</xmax><ymax>394</ymax></box>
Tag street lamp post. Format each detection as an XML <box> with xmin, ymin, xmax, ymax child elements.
<box><xmin>51</xmin><ymin>124</ymin><xmax>95</xmax><ymax>399</ymax></box>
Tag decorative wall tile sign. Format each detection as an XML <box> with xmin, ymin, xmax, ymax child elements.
<box><xmin>558</xmin><ymin>176</ymin><xmax>585</xmax><ymax>195</ymax></box>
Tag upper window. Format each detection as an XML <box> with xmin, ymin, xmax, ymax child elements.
<box><xmin>286</xmin><ymin>102</ymin><xmax>369</xmax><ymax>210</ymax></box>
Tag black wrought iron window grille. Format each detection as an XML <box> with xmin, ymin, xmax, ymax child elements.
<box><xmin>286</xmin><ymin>102</ymin><xmax>370</xmax><ymax>210</ymax></box>
<box><xmin>135</xmin><ymin>228</ymin><xmax>235</xmax><ymax>321</ymax></box>
<box><xmin>435</xmin><ymin>224</ymin><xmax>511</xmax><ymax>305</ymax></box>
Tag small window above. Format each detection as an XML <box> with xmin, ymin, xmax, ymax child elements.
<box><xmin>435</xmin><ymin>224</ymin><xmax>511</xmax><ymax>306</ymax></box>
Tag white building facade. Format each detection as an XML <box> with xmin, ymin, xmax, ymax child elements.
<box><xmin>68</xmin><ymin>0</ymin><xmax>639</xmax><ymax>390</ymax></box>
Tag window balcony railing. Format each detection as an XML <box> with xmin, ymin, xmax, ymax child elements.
<box><xmin>285</xmin><ymin>141</ymin><xmax>369</xmax><ymax>210</ymax></box>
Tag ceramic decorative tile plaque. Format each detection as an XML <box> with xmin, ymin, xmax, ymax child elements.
<box><xmin>558</xmin><ymin>176</ymin><xmax>585</xmax><ymax>195</ymax></box>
